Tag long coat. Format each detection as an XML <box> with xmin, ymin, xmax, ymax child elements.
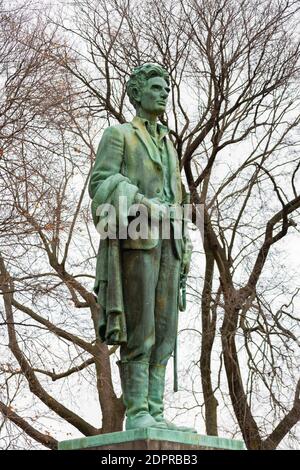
<box><xmin>89</xmin><ymin>116</ymin><xmax>185</xmax><ymax>344</ymax></box>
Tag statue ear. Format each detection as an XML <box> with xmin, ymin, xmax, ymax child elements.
<box><xmin>132</xmin><ymin>87</ymin><xmax>141</xmax><ymax>104</ymax></box>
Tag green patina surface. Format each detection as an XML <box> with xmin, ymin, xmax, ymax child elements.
<box><xmin>89</xmin><ymin>63</ymin><xmax>195</xmax><ymax>433</ymax></box>
<box><xmin>58</xmin><ymin>429</ymin><xmax>244</xmax><ymax>450</ymax></box>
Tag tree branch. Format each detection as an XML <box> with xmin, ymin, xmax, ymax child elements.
<box><xmin>0</xmin><ymin>255</ymin><xmax>99</xmax><ymax>437</ymax></box>
<box><xmin>263</xmin><ymin>379</ymin><xmax>300</xmax><ymax>449</ymax></box>
<box><xmin>0</xmin><ymin>401</ymin><xmax>58</xmax><ymax>450</ymax></box>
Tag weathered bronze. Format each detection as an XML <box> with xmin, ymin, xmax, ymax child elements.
<box><xmin>89</xmin><ymin>63</ymin><xmax>194</xmax><ymax>432</ymax></box>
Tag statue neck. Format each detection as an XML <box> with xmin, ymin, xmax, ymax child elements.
<box><xmin>136</xmin><ymin>110</ymin><xmax>158</xmax><ymax>139</ymax></box>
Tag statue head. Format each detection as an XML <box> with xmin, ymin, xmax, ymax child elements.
<box><xmin>126</xmin><ymin>63</ymin><xmax>170</xmax><ymax>117</ymax></box>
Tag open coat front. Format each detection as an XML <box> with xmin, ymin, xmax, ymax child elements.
<box><xmin>89</xmin><ymin>116</ymin><xmax>184</xmax><ymax>345</ymax></box>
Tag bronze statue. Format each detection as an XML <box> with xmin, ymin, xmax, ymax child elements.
<box><xmin>89</xmin><ymin>63</ymin><xmax>194</xmax><ymax>433</ymax></box>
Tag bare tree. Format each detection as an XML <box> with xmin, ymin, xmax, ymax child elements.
<box><xmin>0</xmin><ymin>2</ymin><xmax>124</xmax><ymax>449</ymax></box>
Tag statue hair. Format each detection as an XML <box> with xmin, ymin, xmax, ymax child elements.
<box><xmin>126</xmin><ymin>63</ymin><xmax>169</xmax><ymax>109</ymax></box>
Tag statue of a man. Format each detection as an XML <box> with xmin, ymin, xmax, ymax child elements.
<box><xmin>89</xmin><ymin>63</ymin><xmax>194</xmax><ymax>433</ymax></box>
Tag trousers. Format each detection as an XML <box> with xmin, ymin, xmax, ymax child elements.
<box><xmin>120</xmin><ymin>228</ymin><xmax>181</xmax><ymax>365</ymax></box>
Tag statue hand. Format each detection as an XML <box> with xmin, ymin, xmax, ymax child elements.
<box><xmin>182</xmin><ymin>232</ymin><xmax>193</xmax><ymax>274</ymax></box>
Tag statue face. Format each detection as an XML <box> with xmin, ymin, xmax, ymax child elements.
<box><xmin>138</xmin><ymin>76</ymin><xmax>170</xmax><ymax>116</ymax></box>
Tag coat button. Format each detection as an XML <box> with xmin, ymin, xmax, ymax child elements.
<box><xmin>156</xmin><ymin>188</ymin><xmax>160</xmax><ymax>193</ymax></box>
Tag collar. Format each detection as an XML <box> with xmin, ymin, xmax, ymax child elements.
<box><xmin>132</xmin><ymin>115</ymin><xmax>169</xmax><ymax>140</ymax></box>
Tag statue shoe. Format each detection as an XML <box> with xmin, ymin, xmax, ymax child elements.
<box><xmin>154</xmin><ymin>418</ymin><xmax>197</xmax><ymax>433</ymax></box>
<box><xmin>126</xmin><ymin>413</ymin><xmax>167</xmax><ymax>430</ymax></box>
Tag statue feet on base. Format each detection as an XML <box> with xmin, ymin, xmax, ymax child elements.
<box><xmin>126</xmin><ymin>414</ymin><xmax>166</xmax><ymax>431</ymax></box>
<box><xmin>148</xmin><ymin>363</ymin><xmax>197</xmax><ymax>434</ymax></box>
<box><xmin>153</xmin><ymin>418</ymin><xmax>197</xmax><ymax>433</ymax></box>
<box><xmin>118</xmin><ymin>361</ymin><xmax>167</xmax><ymax>431</ymax></box>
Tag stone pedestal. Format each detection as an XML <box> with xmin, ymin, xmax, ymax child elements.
<box><xmin>58</xmin><ymin>428</ymin><xmax>244</xmax><ymax>451</ymax></box>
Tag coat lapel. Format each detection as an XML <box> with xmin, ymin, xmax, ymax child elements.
<box><xmin>131</xmin><ymin>116</ymin><xmax>163</xmax><ymax>168</ymax></box>
<box><xmin>131</xmin><ymin>116</ymin><xmax>180</xmax><ymax>201</ymax></box>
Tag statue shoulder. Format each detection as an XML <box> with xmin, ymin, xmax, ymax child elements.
<box><xmin>102</xmin><ymin>122</ymin><xmax>133</xmax><ymax>137</ymax></box>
